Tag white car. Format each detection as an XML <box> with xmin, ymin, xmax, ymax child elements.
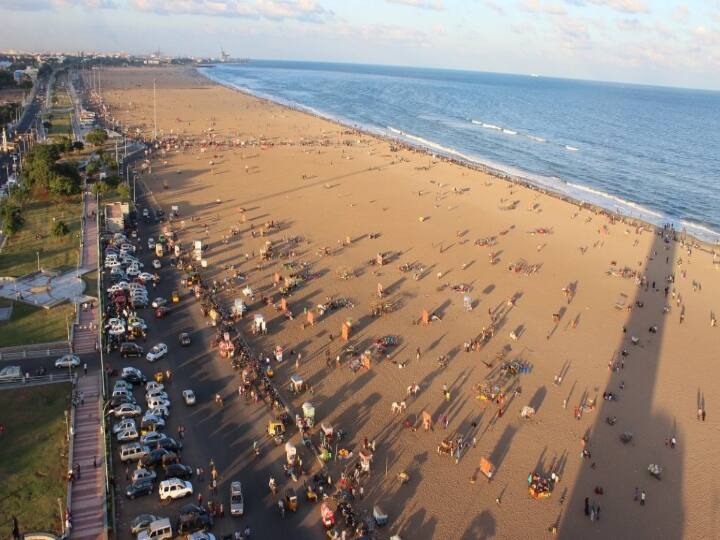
<box><xmin>112</xmin><ymin>418</ymin><xmax>136</xmax><ymax>434</ymax></box>
<box><xmin>138</xmin><ymin>272</ymin><xmax>157</xmax><ymax>283</ymax></box>
<box><xmin>148</xmin><ymin>405</ymin><xmax>170</xmax><ymax>418</ymax></box>
<box><xmin>126</xmin><ymin>266</ymin><xmax>141</xmax><ymax>277</ymax></box>
<box><xmin>105</xmin><ymin>259</ymin><xmax>121</xmax><ymax>269</ymax></box>
<box><xmin>114</xmin><ymin>380</ymin><xmax>133</xmax><ymax>392</ymax></box>
<box><xmin>145</xmin><ymin>381</ymin><xmax>164</xmax><ymax>393</ymax></box>
<box><xmin>55</xmin><ymin>354</ymin><xmax>81</xmax><ymax>369</ymax></box>
<box><xmin>152</xmin><ymin>259</ymin><xmax>162</xmax><ymax>269</ymax></box>
<box><xmin>132</xmin><ymin>468</ymin><xmax>157</xmax><ymax>483</ymax></box>
<box><xmin>151</xmin><ymin>297</ymin><xmax>167</xmax><ymax>309</ymax></box>
<box><xmin>158</xmin><ymin>478</ymin><xmax>192</xmax><ymax>501</ymax></box>
<box><xmin>146</xmin><ymin>343</ymin><xmax>168</xmax><ymax>362</ymax></box>
<box><xmin>146</xmin><ymin>390</ymin><xmax>169</xmax><ymax>402</ymax></box>
<box><xmin>182</xmin><ymin>390</ymin><xmax>196</xmax><ymax>406</ymax></box>
<box><xmin>111</xmin><ymin>403</ymin><xmax>142</xmax><ymax>418</ymax></box>
<box><xmin>147</xmin><ymin>397</ymin><xmax>171</xmax><ymax>410</ymax></box>
<box><xmin>117</xmin><ymin>427</ymin><xmax>139</xmax><ymax>442</ymax></box>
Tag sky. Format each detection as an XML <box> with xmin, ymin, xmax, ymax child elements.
<box><xmin>1</xmin><ymin>0</ymin><xmax>719</xmax><ymax>90</ymax></box>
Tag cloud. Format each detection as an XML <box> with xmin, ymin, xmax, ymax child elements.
<box><xmin>672</xmin><ymin>5</ymin><xmax>688</xmax><ymax>23</ymax></box>
<box><xmin>565</xmin><ymin>0</ymin><xmax>649</xmax><ymax>14</ymax></box>
<box><xmin>519</xmin><ymin>0</ymin><xmax>566</xmax><ymax>16</ymax></box>
<box><xmin>483</xmin><ymin>0</ymin><xmax>505</xmax><ymax>14</ymax></box>
<box><xmin>127</xmin><ymin>0</ymin><xmax>331</xmax><ymax>20</ymax></box>
<box><xmin>0</xmin><ymin>0</ymin><xmax>116</xmax><ymax>9</ymax></box>
<box><xmin>385</xmin><ymin>0</ymin><xmax>444</xmax><ymax>10</ymax></box>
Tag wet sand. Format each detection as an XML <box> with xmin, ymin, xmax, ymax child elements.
<box><xmin>97</xmin><ymin>66</ymin><xmax>719</xmax><ymax>540</ymax></box>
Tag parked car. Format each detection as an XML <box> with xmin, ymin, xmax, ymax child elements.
<box><xmin>156</xmin><ymin>437</ymin><xmax>182</xmax><ymax>452</ymax></box>
<box><xmin>140</xmin><ymin>414</ymin><xmax>166</xmax><ymax>432</ymax></box>
<box><xmin>177</xmin><ymin>505</ymin><xmax>212</xmax><ymax>534</ymax></box>
<box><xmin>110</xmin><ymin>403</ymin><xmax>142</xmax><ymax>418</ymax></box>
<box><xmin>142</xmin><ymin>448</ymin><xmax>177</xmax><ymax>468</ymax></box>
<box><xmin>109</xmin><ymin>395</ymin><xmax>136</xmax><ymax>408</ymax></box>
<box><xmin>121</xmin><ymin>367</ymin><xmax>147</xmax><ymax>384</ymax></box>
<box><xmin>182</xmin><ymin>390</ymin><xmax>196</xmax><ymax>406</ymax></box>
<box><xmin>132</xmin><ymin>468</ymin><xmax>158</xmax><ymax>483</ymax></box>
<box><xmin>121</xmin><ymin>343</ymin><xmax>144</xmax><ymax>358</ymax></box>
<box><xmin>146</xmin><ymin>343</ymin><xmax>168</xmax><ymax>362</ymax></box>
<box><xmin>112</xmin><ymin>418</ymin><xmax>136</xmax><ymax>434</ymax></box>
<box><xmin>117</xmin><ymin>427</ymin><xmax>139</xmax><ymax>442</ymax></box>
<box><xmin>158</xmin><ymin>478</ymin><xmax>192</xmax><ymax>501</ymax></box>
<box><xmin>55</xmin><ymin>354</ymin><xmax>81</xmax><ymax>369</ymax></box>
<box><xmin>164</xmin><ymin>463</ymin><xmax>193</xmax><ymax>480</ymax></box>
<box><xmin>141</xmin><ymin>431</ymin><xmax>168</xmax><ymax>446</ymax></box>
<box><xmin>126</xmin><ymin>478</ymin><xmax>154</xmax><ymax>499</ymax></box>
<box><xmin>148</xmin><ymin>405</ymin><xmax>170</xmax><ymax>419</ymax></box>
<box><xmin>129</xmin><ymin>514</ymin><xmax>161</xmax><ymax>536</ymax></box>
<box><xmin>145</xmin><ymin>381</ymin><xmax>164</xmax><ymax>393</ymax></box>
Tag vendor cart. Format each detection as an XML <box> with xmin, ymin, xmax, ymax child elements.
<box><xmin>285</xmin><ymin>489</ymin><xmax>298</xmax><ymax>512</ymax></box>
<box><xmin>321</xmin><ymin>502</ymin><xmax>335</xmax><ymax>528</ymax></box>
<box><xmin>289</xmin><ymin>374</ymin><xmax>305</xmax><ymax>395</ymax></box>
<box><xmin>302</xmin><ymin>401</ymin><xmax>315</xmax><ymax>428</ymax></box>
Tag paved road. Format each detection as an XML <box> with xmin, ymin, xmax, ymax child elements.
<box><xmin>108</xmin><ymin>196</ymin><xmax>322</xmax><ymax>539</ymax></box>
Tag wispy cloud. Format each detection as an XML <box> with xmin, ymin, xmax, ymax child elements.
<box><xmin>127</xmin><ymin>0</ymin><xmax>331</xmax><ymax>21</ymax></box>
<box><xmin>483</xmin><ymin>0</ymin><xmax>505</xmax><ymax>14</ymax></box>
<box><xmin>0</xmin><ymin>0</ymin><xmax>117</xmax><ymax>9</ymax></box>
<box><xmin>565</xmin><ymin>0</ymin><xmax>650</xmax><ymax>14</ymax></box>
<box><xmin>520</xmin><ymin>0</ymin><xmax>566</xmax><ymax>15</ymax></box>
<box><xmin>385</xmin><ymin>0</ymin><xmax>444</xmax><ymax>10</ymax></box>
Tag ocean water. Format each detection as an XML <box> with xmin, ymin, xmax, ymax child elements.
<box><xmin>201</xmin><ymin>61</ymin><xmax>720</xmax><ymax>242</ymax></box>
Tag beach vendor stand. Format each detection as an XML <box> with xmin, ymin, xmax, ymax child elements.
<box><xmin>285</xmin><ymin>442</ymin><xmax>298</xmax><ymax>465</ymax></box>
<box><xmin>285</xmin><ymin>489</ymin><xmax>298</xmax><ymax>512</ymax></box>
<box><xmin>233</xmin><ymin>298</ymin><xmax>246</xmax><ymax>319</ymax></box>
<box><xmin>520</xmin><ymin>406</ymin><xmax>536</xmax><ymax>419</ymax></box>
<box><xmin>302</xmin><ymin>401</ymin><xmax>315</xmax><ymax>428</ymax></box>
<box><xmin>268</xmin><ymin>420</ymin><xmax>285</xmax><ymax>445</ymax></box>
<box><xmin>290</xmin><ymin>374</ymin><xmax>305</xmax><ymax>395</ymax></box>
<box><xmin>252</xmin><ymin>313</ymin><xmax>266</xmax><ymax>335</ymax></box>
<box><xmin>359</xmin><ymin>449</ymin><xmax>373</xmax><ymax>472</ymax></box>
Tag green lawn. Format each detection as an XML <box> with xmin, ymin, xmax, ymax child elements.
<box><xmin>0</xmin><ymin>383</ymin><xmax>71</xmax><ymax>537</ymax></box>
<box><xmin>44</xmin><ymin>112</ymin><xmax>73</xmax><ymax>138</ymax></box>
<box><xmin>51</xmin><ymin>88</ymin><xmax>72</xmax><ymax>109</ymax></box>
<box><xmin>0</xmin><ymin>192</ymin><xmax>82</xmax><ymax>277</ymax></box>
<box><xmin>81</xmin><ymin>271</ymin><xmax>98</xmax><ymax>299</ymax></box>
<box><xmin>0</xmin><ymin>302</ymin><xmax>74</xmax><ymax>347</ymax></box>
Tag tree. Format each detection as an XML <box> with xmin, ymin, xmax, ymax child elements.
<box><xmin>91</xmin><ymin>181</ymin><xmax>109</xmax><ymax>197</ymax></box>
<box><xmin>52</xmin><ymin>220</ymin><xmax>69</xmax><ymax>237</ymax></box>
<box><xmin>0</xmin><ymin>200</ymin><xmax>23</xmax><ymax>235</ymax></box>
<box><xmin>85</xmin><ymin>160</ymin><xmax>100</xmax><ymax>176</ymax></box>
<box><xmin>104</xmin><ymin>174</ymin><xmax>121</xmax><ymax>188</ymax></box>
<box><xmin>116</xmin><ymin>183</ymin><xmax>130</xmax><ymax>200</ymax></box>
<box><xmin>22</xmin><ymin>144</ymin><xmax>60</xmax><ymax>189</ymax></box>
<box><xmin>85</xmin><ymin>128</ymin><xmax>108</xmax><ymax>146</ymax></box>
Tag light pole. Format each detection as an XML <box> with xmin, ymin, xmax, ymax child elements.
<box><xmin>36</xmin><ymin>251</ymin><xmax>40</xmax><ymax>272</ymax></box>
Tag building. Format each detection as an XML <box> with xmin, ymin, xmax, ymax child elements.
<box><xmin>104</xmin><ymin>202</ymin><xmax>129</xmax><ymax>233</ymax></box>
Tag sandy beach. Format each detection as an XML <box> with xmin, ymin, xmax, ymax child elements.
<box><xmin>96</xmin><ymin>66</ymin><xmax>719</xmax><ymax>540</ymax></box>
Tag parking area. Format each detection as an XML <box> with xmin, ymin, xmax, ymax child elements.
<box><xmin>103</xmin><ymin>198</ymin><xmax>321</xmax><ymax>540</ymax></box>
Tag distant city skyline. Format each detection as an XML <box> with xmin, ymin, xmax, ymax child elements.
<box><xmin>1</xmin><ymin>0</ymin><xmax>719</xmax><ymax>91</ymax></box>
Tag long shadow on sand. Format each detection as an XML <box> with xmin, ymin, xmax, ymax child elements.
<box><xmin>558</xmin><ymin>228</ymin><xmax>683</xmax><ymax>539</ymax></box>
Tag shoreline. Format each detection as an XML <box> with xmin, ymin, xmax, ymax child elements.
<box><xmin>196</xmin><ymin>65</ymin><xmax>720</xmax><ymax>253</ymax></box>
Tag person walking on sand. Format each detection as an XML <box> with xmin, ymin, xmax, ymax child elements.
<box><xmin>640</xmin><ymin>490</ymin><xmax>646</xmax><ymax>505</ymax></box>
<box><xmin>584</xmin><ymin>497</ymin><xmax>589</xmax><ymax>516</ymax></box>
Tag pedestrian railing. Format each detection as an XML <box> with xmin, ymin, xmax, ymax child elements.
<box><xmin>0</xmin><ymin>346</ymin><xmax>71</xmax><ymax>361</ymax></box>
<box><xmin>0</xmin><ymin>371</ymin><xmax>74</xmax><ymax>390</ymax></box>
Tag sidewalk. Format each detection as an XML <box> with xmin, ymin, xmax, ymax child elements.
<box><xmin>73</xmin><ymin>193</ymin><xmax>99</xmax><ymax>354</ymax></box>
<box><xmin>69</xmin><ymin>373</ymin><xmax>104</xmax><ymax>540</ymax></box>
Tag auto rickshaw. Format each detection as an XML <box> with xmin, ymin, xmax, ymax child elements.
<box><xmin>285</xmin><ymin>489</ymin><xmax>298</xmax><ymax>512</ymax></box>
<box><xmin>172</xmin><ymin>291</ymin><xmax>180</xmax><ymax>303</ymax></box>
<box><xmin>268</xmin><ymin>421</ymin><xmax>285</xmax><ymax>444</ymax></box>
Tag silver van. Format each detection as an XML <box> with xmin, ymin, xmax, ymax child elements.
<box><xmin>137</xmin><ymin>518</ymin><xmax>172</xmax><ymax>540</ymax></box>
<box><xmin>119</xmin><ymin>442</ymin><xmax>149</xmax><ymax>462</ymax></box>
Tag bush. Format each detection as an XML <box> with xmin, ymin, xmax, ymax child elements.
<box><xmin>85</xmin><ymin>128</ymin><xmax>108</xmax><ymax>146</ymax></box>
<box><xmin>52</xmin><ymin>220</ymin><xmax>69</xmax><ymax>237</ymax></box>
<box><xmin>104</xmin><ymin>174</ymin><xmax>120</xmax><ymax>189</ymax></box>
<box><xmin>0</xmin><ymin>201</ymin><xmax>23</xmax><ymax>235</ymax></box>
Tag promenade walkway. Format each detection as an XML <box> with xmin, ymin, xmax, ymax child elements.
<box><xmin>72</xmin><ymin>193</ymin><xmax>99</xmax><ymax>354</ymax></box>
<box><xmin>69</xmin><ymin>373</ymin><xmax>104</xmax><ymax>540</ymax></box>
